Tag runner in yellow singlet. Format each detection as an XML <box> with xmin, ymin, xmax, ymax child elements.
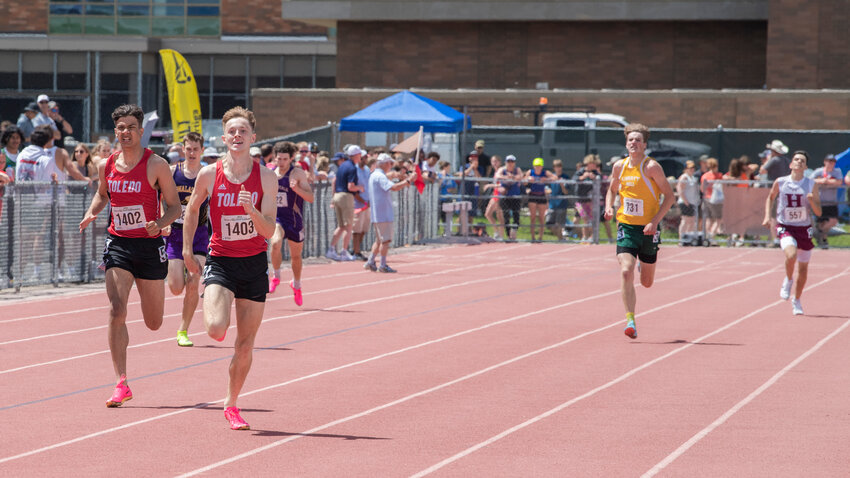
<box><xmin>604</xmin><ymin>124</ymin><xmax>675</xmax><ymax>339</ymax></box>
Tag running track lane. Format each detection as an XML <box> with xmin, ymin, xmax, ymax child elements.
<box><xmin>1</xmin><ymin>245</ymin><xmax>848</xmax><ymax>473</ymax></box>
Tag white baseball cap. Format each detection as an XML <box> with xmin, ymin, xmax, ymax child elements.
<box><xmin>377</xmin><ymin>153</ymin><xmax>393</xmax><ymax>164</ymax></box>
<box><xmin>345</xmin><ymin>145</ymin><xmax>363</xmax><ymax>157</ymax></box>
<box><xmin>37</xmin><ymin>94</ymin><xmax>50</xmax><ymax>103</ymax></box>
<box><xmin>249</xmin><ymin>146</ymin><xmax>262</xmax><ymax>157</ymax></box>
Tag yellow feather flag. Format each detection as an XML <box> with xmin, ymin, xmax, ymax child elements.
<box><xmin>159</xmin><ymin>49</ymin><xmax>202</xmax><ymax>143</ymax></box>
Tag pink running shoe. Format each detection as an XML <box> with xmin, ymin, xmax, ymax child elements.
<box><xmin>269</xmin><ymin>276</ymin><xmax>280</xmax><ymax>294</ymax></box>
<box><xmin>290</xmin><ymin>280</ymin><xmax>303</xmax><ymax>306</ymax></box>
<box><xmin>224</xmin><ymin>406</ymin><xmax>250</xmax><ymax>430</ymax></box>
<box><xmin>106</xmin><ymin>375</ymin><xmax>133</xmax><ymax>408</ymax></box>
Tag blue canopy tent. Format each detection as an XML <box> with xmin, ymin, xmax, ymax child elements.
<box><xmin>339</xmin><ymin>90</ymin><xmax>469</xmax><ymax>133</ymax></box>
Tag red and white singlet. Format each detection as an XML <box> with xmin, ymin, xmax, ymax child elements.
<box><xmin>105</xmin><ymin>149</ymin><xmax>161</xmax><ymax>238</ymax></box>
<box><xmin>208</xmin><ymin>160</ymin><xmax>267</xmax><ymax>257</ymax></box>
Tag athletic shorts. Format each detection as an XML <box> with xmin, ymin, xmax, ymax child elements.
<box><xmin>679</xmin><ymin>203</ymin><xmax>696</xmax><ymax>217</ymax></box>
<box><xmin>817</xmin><ymin>205</ymin><xmax>839</xmax><ymax>222</ymax></box>
<box><xmin>616</xmin><ymin>222</ymin><xmax>660</xmax><ymax>264</ymax></box>
<box><xmin>353</xmin><ymin>208</ymin><xmax>371</xmax><ymax>234</ymax></box>
<box><xmin>373</xmin><ymin>221</ymin><xmax>393</xmax><ymax>243</ymax></box>
<box><xmin>527</xmin><ymin>194</ymin><xmax>547</xmax><ymax>205</ymax></box>
<box><xmin>332</xmin><ymin>192</ymin><xmax>355</xmax><ymax>228</ymax></box>
<box><xmin>202</xmin><ymin>251</ymin><xmax>268</xmax><ymax>302</ymax></box>
<box><xmin>705</xmin><ymin>202</ymin><xmax>723</xmax><ymax>219</ymax></box>
<box><xmin>102</xmin><ymin>234</ymin><xmax>168</xmax><ymax>280</ymax></box>
<box><xmin>165</xmin><ymin>225</ymin><xmax>210</xmax><ymax>260</ymax></box>
<box><xmin>276</xmin><ymin>214</ymin><xmax>305</xmax><ymax>243</ymax></box>
<box><xmin>776</xmin><ymin>223</ymin><xmax>814</xmax><ymax>251</ymax></box>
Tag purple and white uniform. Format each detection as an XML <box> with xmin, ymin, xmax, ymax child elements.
<box><xmin>775</xmin><ymin>174</ymin><xmax>815</xmax><ymax>251</ymax></box>
<box><xmin>165</xmin><ymin>165</ymin><xmax>210</xmax><ymax>259</ymax></box>
<box><xmin>275</xmin><ymin>165</ymin><xmax>305</xmax><ymax>243</ymax></box>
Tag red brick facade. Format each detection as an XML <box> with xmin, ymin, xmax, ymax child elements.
<box><xmin>337</xmin><ymin>21</ymin><xmax>768</xmax><ymax>90</ymax></box>
<box><xmin>0</xmin><ymin>0</ymin><xmax>47</xmax><ymax>33</ymax></box>
<box><xmin>220</xmin><ymin>0</ymin><xmax>327</xmax><ymax>35</ymax></box>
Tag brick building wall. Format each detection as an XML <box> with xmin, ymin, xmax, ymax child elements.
<box><xmin>0</xmin><ymin>0</ymin><xmax>47</xmax><ymax>33</ymax></box>
<box><xmin>336</xmin><ymin>21</ymin><xmax>768</xmax><ymax>90</ymax></box>
<box><xmin>252</xmin><ymin>88</ymin><xmax>850</xmax><ymax>141</ymax></box>
<box><xmin>221</xmin><ymin>0</ymin><xmax>327</xmax><ymax>35</ymax></box>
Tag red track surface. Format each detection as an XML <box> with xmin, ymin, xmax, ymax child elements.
<box><xmin>1</xmin><ymin>243</ymin><xmax>848</xmax><ymax>477</ymax></box>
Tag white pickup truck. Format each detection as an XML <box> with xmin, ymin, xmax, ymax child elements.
<box><xmin>464</xmin><ymin>113</ymin><xmax>711</xmax><ymax>175</ymax></box>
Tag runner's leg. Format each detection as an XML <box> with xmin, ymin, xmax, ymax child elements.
<box><xmin>204</xmin><ymin>284</ymin><xmax>234</xmax><ymax>341</ymax></box>
<box><xmin>134</xmin><ymin>277</ymin><xmax>165</xmax><ymax>331</ymax></box>
<box><xmin>105</xmin><ymin>267</ymin><xmax>135</xmax><ymax>381</ymax></box>
<box><xmin>224</xmin><ymin>299</ymin><xmax>264</xmax><ymax>408</ymax></box>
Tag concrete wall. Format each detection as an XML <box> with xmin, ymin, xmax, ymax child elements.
<box><xmin>251</xmin><ymin>88</ymin><xmax>850</xmax><ymax>141</ymax></box>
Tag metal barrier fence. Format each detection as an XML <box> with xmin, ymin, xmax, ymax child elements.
<box><xmin>0</xmin><ymin>180</ymin><xmax>440</xmax><ymax>292</ymax></box>
<box><xmin>438</xmin><ymin>176</ymin><xmax>849</xmax><ymax>247</ymax></box>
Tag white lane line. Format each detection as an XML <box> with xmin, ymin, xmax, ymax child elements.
<box><xmin>0</xmin><ymin>244</ymin><xmax>517</xmax><ymax>324</ymax></box>
<box><xmin>411</xmin><ymin>267</ymin><xmax>850</xmax><ymax>477</ymax></box>
<box><xmin>0</xmin><ymin>249</ymin><xmax>717</xmax><ymax>464</ymax></box>
<box><xmin>642</xmin><ymin>328</ymin><xmax>850</xmax><ymax>474</ymax></box>
<box><xmin>0</xmin><ymin>248</ymin><xmax>590</xmax><ymax>374</ymax></box>
<box><xmin>179</xmin><ymin>263</ymin><xmax>775</xmax><ymax>477</ymax></box>
<box><xmin>0</xmin><ymin>243</ymin><xmax>557</xmax><ymax>342</ymax></box>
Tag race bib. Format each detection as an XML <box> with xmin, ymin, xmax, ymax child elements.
<box><xmin>174</xmin><ymin>204</ymin><xmax>187</xmax><ymax>224</ymax></box>
<box><xmin>276</xmin><ymin>191</ymin><xmax>288</xmax><ymax>208</ymax></box>
<box><xmin>784</xmin><ymin>207</ymin><xmax>807</xmax><ymax>223</ymax></box>
<box><xmin>623</xmin><ymin>197</ymin><xmax>644</xmax><ymax>217</ymax></box>
<box><xmin>221</xmin><ymin>214</ymin><xmax>256</xmax><ymax>241</ymax></box>
<box><xmin>112</xmin><ymin>204</ymin><xmax>146</xmax><ymax>231</ymax></box>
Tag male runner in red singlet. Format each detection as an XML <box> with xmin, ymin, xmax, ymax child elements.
<box><xmin>181</xmin><ymin>106</ymin><xmax>278</xmax><ymax>430</ymax></box>
<box><xmin>79</xmin><ymin>104</ymin><xmax>182</xmax><ymax>407</ymax></box>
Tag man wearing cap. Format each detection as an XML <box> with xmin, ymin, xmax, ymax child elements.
<box><xmin>202</xmin><ymin>146</ymin><xmax>220</xmax><ymax>164</ymax></box>
<box><xmin>249</xmin><ymin>146</ymin><xmax>263</xmax><ymax>163</ymax></box>
<box><xmin>495</xmin><ymin>154</ymin><xmax>524</xmax><ymax>240</ymax></box>
<box><xmin>812</xmin><ymin>154</ymin><xmax>843</xmax><ymax>248</ymax></box>
<box><xmin>462</xmin><ymin>149</ymin><xmax>484</xmax><ymax>216</ymax></box>
<box><xmin>47</xmin><ymin>100</ymin><xmax>73</xmax><ymax>148</ymax></box>
<box><xmin>474</xmin><ymin>140</ymin><xmax>492</xmax><ymax>177</ymax></box>
<box><xmin>760</xmin><ymin>140</ymin><xmax>791</xmax><ymax>181</ymax></box>
<box><xmin>16</xmin><ymin>102</ymin><xmax>39</xmax><ymax>142</ymax></box>
<box><xmin>364</xmin><ymin>153</ymin><xmax>416</xmax><ymax>273</ymax></box>
<box><xmin>32</xmin><ymin>94</ymin><xmax>60</xmax><ymax>141</ymax></box>
<box><xmin>327</xmin><ymin>145</ymin><xmax>365</xmax><ymax>261</ymax></box>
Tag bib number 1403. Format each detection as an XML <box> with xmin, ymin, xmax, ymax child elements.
<box><xmin>221</xmin><ymin>215</ymin><xmax>256</xmax><ymax>241</ymax></box>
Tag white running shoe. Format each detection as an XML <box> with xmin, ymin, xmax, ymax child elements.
<box><xmin>340</xmin><ymin>251</ymin><xmax>356</xmax><ymax>261</ymax></box>
<box><xmin>791</xmin><ymin>298</ymin><xmax>803</xmax><ymax>316</ymax></box>
<box><xmin>326</xmin><ymin>248</ymin><xmax>340</xmax><ymax>261</ymax></box>
<box><xmin>780</xmin><ymin>278</ymin><xmax>793</xmax><ymax>301</ymax></box>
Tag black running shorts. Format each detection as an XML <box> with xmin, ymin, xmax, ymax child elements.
<box><xmin>202</xmin><ymin>251</ymin><xmax>268</xmax><ymax>302</ymax></box>
<box><xmin>103</xmin><ymin>234</ymin><xmax>168</xmax><ymax>280</ymax></box>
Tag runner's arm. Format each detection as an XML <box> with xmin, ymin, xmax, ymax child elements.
<box><xmin>604</xmin><ymin>163</ymin><xmax>621</xmax><ymax>221</ymax></box>
<box><xmin>243</xmin><ymin>167</ymin><xmax>278</xmax><ymax>239</ymax></box>
<box><xmin>763</xmin><ymin>180</ymin><xmax>779</xmax><ymax>226</ymax></box>
<box><xmin>182</xmin><ymin>166</ymin><xmax>213</xmax><ymax>274</ymax></box>
<box><xmin>79</xmin><ymin>159</ymin><xmax>110</xmax><ymax>232</ymax></box>
<box><xmin>644</xmin><ymin>161</ymin><xmax>675</xmax><ymax>235</ymax></box>
<box><xmin>809</xmin><ymin>182</ymin><xmax>822</xmax><ymax>218</ymax></box>
<box><xmin>150</xmin><ymin>156</ymin><xmax>181</xmax><ymax>236</ymax></box>
<box><xmin>291</xmin><ymin>167</ymin><xmax>314</xmax><ymax>203</ymax></box>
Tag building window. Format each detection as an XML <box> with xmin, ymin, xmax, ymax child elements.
<box><xmin>47</xmin><ymin>0</ymin><xmax>221</xmax><ymax>37</ymax></box>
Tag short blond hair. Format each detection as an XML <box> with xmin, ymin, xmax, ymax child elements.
<box><xmin>552</xmin><ymin>159</ymin><xmax>563</xmax><ymax>168</ymax></box>
<box><xmin>624</xmin><ymin>123</ymin><xmax>650</xmax><ymax>142</ymax></box>
<box><xmin>221</xmin><ymin>106</ymin><xmax>255</xmax><ymax>132</ymax></box>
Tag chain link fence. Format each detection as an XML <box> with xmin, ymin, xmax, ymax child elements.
<box><xmin>0</xmin><ymin>180</ymin><xmax>439</xmax><ymax>292</ymax></box>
